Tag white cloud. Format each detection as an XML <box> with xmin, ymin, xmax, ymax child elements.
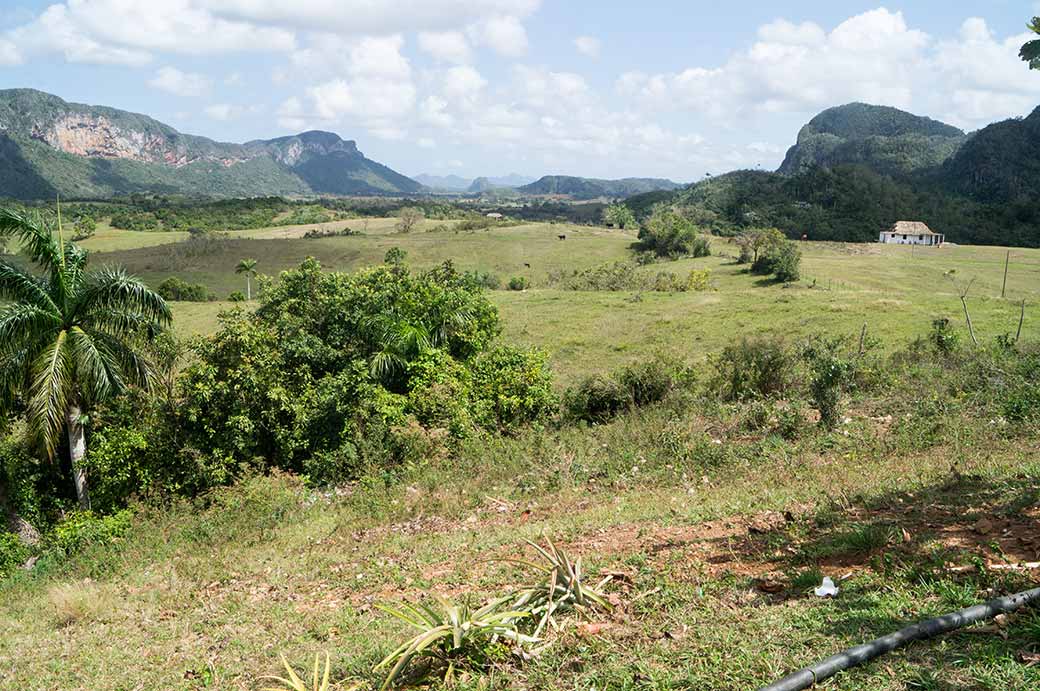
<box><xmin>202</xmin><ymin>0</ymin><xmax>540</xmax><ymax>34</ymax></box>
<box><xmin>6</xmin><ymin>0</ymin><xmax>295</xmax><ymax>65</ymax></box>
<box><xmin>418</xmin><ymin>31</ymin><xmax>471</xmax><ymax>63</ymax></box>
<box><xmin>418</xmin><ymin>137</ymin><xmax>436</xmax><ymax>148</ymax></box>
<box><xmin>148</xmin><ymin>66</ymin><xmax>211</xmax><ymax>97</ymax></box>
<box><xmin>0</xmin><ymin>39</ymin><xmax>21</xmax><ymax>65</ymax></box>
<box><xmin>442</xmin><ymin>65</ymin><xmax>487</xmax><ymax>100</ymax></box>
<box><xmin>615</xmin><ymin>9</ymin><xmax>1040</xmax><ymax>130</ymax></box>
<box><xmin>224</xmin><ymin>72</ymin><xmax>244</xmax><ymax>86</ymax></box>
<box><xmin>472</xmin><ymin>15</ymin><xmax>528</xmax><ymax>57</ymax></box>
<box><xmin>573</xmin><ymin>35</ymin><xmax>601</xmax><ymax>58</ymax></box>
<box><xmin>204</xmin><ymin>103</ymin><xmax>250</xmax><ymax>120</ymax></box>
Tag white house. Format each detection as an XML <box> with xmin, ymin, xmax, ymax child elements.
<box><xmin>879</xmin><ymin>221</ymin><xmax>944</xmax><ymax>246</ymax></box>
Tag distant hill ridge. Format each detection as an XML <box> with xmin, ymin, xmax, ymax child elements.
<box><xmin>778</xmin><ymin>102</ymin><xmax>968</xmax><ymax>177</ymax></box>
<box><xmin>624</xmin><ymin>101</ymin><xmax>1040</xmax><ymax>248</ymax></box>
<box><xmin>0</xmin><ymin>88</ymin><xmax>422</xmax><ymax>199</ymax></box>
<box><xmin>518</xmin><ymin>175</ymin><xmax>683</xmax><ymax>199</ymax></box>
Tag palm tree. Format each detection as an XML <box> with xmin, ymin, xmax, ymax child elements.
<box><xmin>1022</xmin><ymin>16</ymin><xmax>1040</xmax><ymax>70</ymax></box>
<box><xmin>236</xmin><ymin>258</ymin><xmax>258</xmax><ymax>300</ymax></box>
<box><xmin>0</xmin><ymin>206</ymin><xmax>170</xmax><ymax>508</ymax></box>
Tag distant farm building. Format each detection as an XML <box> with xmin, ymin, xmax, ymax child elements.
<box><xmin>486</xmin><ymin>212</ymin><xmax>504</xmax><ymax>219</ymax></box>
<box><xmin>879</xmin><ymin>221</ymin><xmax>945</xmax><ymax>246</ymax></box>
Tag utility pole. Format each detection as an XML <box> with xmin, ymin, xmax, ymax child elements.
<box><xmin>1001</xmin><ymin>250</ymin><xmax>1010</xmax><ymax>299</ymax></box>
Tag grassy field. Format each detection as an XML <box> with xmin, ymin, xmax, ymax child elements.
<box><xmin>89</xmin><ymin>223</ymin><xmax>1040</xmax><ymax>384</ymax></box>
<box><xmin>1</xmin><ymin>390</ymin><xmax>1038</xmax><ymax>690</ymax></box>
<box><xmin>3</xmin><ymin>222</ymin><xmax>1038</xmax><ymax>690</ymax></box>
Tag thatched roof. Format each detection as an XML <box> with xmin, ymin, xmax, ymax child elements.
<box><xmin>887</xmin><ymin>221</ymin><xmax>937</xmax><ymax>236</ymax></box>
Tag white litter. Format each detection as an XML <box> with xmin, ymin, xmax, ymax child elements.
<box><xmin>814</xmin><ymin>576</ymin><xmax>839</xmax><ymax>598</ymax></box>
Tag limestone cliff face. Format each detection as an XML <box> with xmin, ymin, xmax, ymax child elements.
<box><xmin>28</xmin><ymin>113</ymin><xmax>253</xmax><ymax>168</ymax></box>
<box><xmin>0</xmin><ymin>88</ymin><xmax>423</xmax><ymax>198</ymax></box>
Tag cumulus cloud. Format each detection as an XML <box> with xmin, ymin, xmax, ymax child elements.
<box><xmin>615</xmin><ymin>9</ymin><xmax>1040</xmax><ymax>130</ymax></box>
<box><xmin>201</xmin><ymin>0</ymin><xmax>540</xmax><ymax>34</ymax></box>
<box><xmin>472</xmin><ymin>15</ymin><xmax>529</xmax><ymax>57</ymax></box>
<box><xmin>0</xmin><ymin>39</ymin><xmax>22</xmax><ymax>65</ymax></box>
<box><xmin>573</xmin><ymin>35</ymin><xmax>601</xmax><ymax>58</ymax></box>
<box><xmin>148</xmin><ymin>67</ymin><xmax>212</xmax><ymax>97</ymax></box>
<box><xmin>204</xmin><ymin>103</ymin><xmax>256</xmax><ymax>120</ymax></box>
<box><xmin>5</xmin><ymin>0</ymin><xmax>294</xmax><ymax>65</ymax></box>
<box><xmin>418</xmin><ymin>31</ymin><xmax>471</xmax><ymax>63</ymax></box>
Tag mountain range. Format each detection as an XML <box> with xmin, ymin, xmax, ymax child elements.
<box><xmin>413</xmin><ymin>173</ymin><xmax>536</xmax><ymax>192</ymax></box>
<box><xmin>630</xmin><ymin>102</ymin><xmax>1040</xmax><ymax>247</ymax></box>
<box><xmin>0</xmin><ymin>89</ymin><xmax>422</xmax><ymax>199</ymax></box>
<box><xmin>517</xmin><ymin>175</ymin><xmax>683</xmax><ymax>199</ymax></box>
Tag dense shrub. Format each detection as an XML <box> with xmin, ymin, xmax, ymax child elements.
<box><xmin>636</xmin><ymin>210</ymin><xmax>711</xmax><ymax>258</ymax></box>
<box><xmin>800</xmin><ymin>337</ymin><xmax>856</xmax><ymax>428</ymax></box>
<box><xmin>710</xmin><ymin>337</ymin><xmax>797</xmax><ymax>401</ymax></box>
<box><xmin>0</xmin><ymin>532</ymin><xmax>29</xmax><ymax>579</ymax></box>
<box><xmin>464</xmin><ymin>270</ymin><xmax>501</xmax><ymax>290</ymax></box>
<box><xmin>508</xmin><ymin>276</ymin><xmax>530</xmax><ymax>291</ymax></box>
<box><xmin>566</xmin><ymin>357</ymin><xmax>679</xmax><ymax>422</ymax></box>
<box><xmin>470</xmin><ymin>346</ymin><xmax>558</xmax><ymax>432</ymax></box>
<box><xmin>46</xmin><ymin>510</ymin><xmax>133</xmax><ymax>557</ymax></box>
<box><xmin>176</xmin><ymin>259</ymin><xmax>554</xmax><ymax>486</ymax></box>
<box><xmin>158</xmin><ymin>276</ymin><xmax>211</xmax><ymax>302</ymax></box>
<box><xmin>930</xmin><ymin>318</ymin><xmax>960</xmax><ymax>355</ymax></box>
<box><xmin>617</xmin><ymin>359</ymin><xmax>675</xmax><ymax>406</ymax></box>
<box><xmin>752</xmin><ymin>240</ymin><xmax>802</xmax><ymax>282</ymax></box>
<box><xmin>565</xmin><ymin>375</ymin><xmax>631</xmax><ymax>423</ymax></box>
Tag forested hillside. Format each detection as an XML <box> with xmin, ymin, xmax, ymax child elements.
<box><xmin>628</xmin><ymin>103</ymin><xmax>1040</xmax><ymax>247</ymax></box>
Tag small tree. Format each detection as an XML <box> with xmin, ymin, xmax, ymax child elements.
<box><xmin>384</xmin><ymin>247</ymin><xmax>408</xmax><ymax>265</ymax></box>
<box><xmin>603</xmin><ymin>203</ymin><xmax>637</xmax><ymax>230</ymax></box>
<box><xmin>72</xmin><ymin>215</ymin><xmax>96</xmax><ymax>241</ymax></box>
<box><xmin>396</xmin><ymin>207</ymin><xmax>425</xmax><ymax>234</ymax></box>
<box><xmin>1022</xmin><ymin>16</ymin><xmax>1040</xmax><ymax>70</ymax></box>
<box><xmin>235</xmin><ymin>258</ymin><xmax>258</xmax><ymax>300</ymax></box>
<box><xmin>801</xmin><ymin>337</ymin><xmax>855</xmax><ymax>429</ymax></box>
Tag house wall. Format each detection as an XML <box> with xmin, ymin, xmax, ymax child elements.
<box><xmin>879</xmin><ymin>233</ymin><xmax>943</xmax><ymax>246</ymax></box>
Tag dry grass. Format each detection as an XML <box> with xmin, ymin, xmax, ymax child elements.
<box><xmin>46</xmin><ymin>580</ymin><xmax>110</xmax><ymax>628</ymax></box>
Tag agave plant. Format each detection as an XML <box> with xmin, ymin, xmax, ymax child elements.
<box><xmin>508</xmin><ymin>536</ymin><xmax>613</xmax><ymax>636</ymax></box>
<box><xmin>375</xmin><ymin>595</ymin><xmax>536</xmax><ymax>690</ymax></box>
<box><xmin>263</xmin><ymin>653</ymin><xmax>360</xmax><ymax>691</ymax></box>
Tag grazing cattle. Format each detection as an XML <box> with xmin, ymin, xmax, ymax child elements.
<box><xmin>524</xmin><ymin>262</ymin><xmax>531</xmax><ymax>268</ymax></box>
<box><xmin>558</xmin><ymin>234</ymin><xmax>566</xmax><ymax>240</ymax></box>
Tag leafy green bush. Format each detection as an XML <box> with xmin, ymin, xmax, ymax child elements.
<box><xmin>637</xmin><ymin>209</ymin><xmax>709</xmax><ymax>258</ymax></box>
<box><xmin>228</xmin><ymin>290</ymin><xmax>246</xmax><ymax>302</ymax></box>
<box><xmin>565</xmin><ymin>376</ymin><xmax>632</xmax><ymax>423</ymax></box>
<box><xmin>158</xmin><ymin>276</ymin><xmax>211</xmax><ymax>302</ymax></box>
<box><xmin>753</xmin><ymin>239</ymin><xmax>801</xmax><ymax>282</ymax></box>
<box><xmin>508</xmin><ymin>276</ymin><xmax>530</xmax><ymax>291</ymax></box>
<box><xmin>800</xmin><ymin>337</ymin><xmax>856</xmax><ymax>429</ymax></box>
<box><xmin>46</xmin><ymin>510</ymin><xmax>133</xmax><ymax>557</ymax></box>
<box><xmin>178</xmin><ymin>259</ymin><xmax>552</xmax><ymax>486</ymax></box>
<box><xmin>464</xmin><ymin>270</ymin><xmax>500</xmax><ymax>290</ymax></box>
<box><xmin>0</xmin><ymin>532</ymin><xmax>29</xmax><ymax>579</ymax></box>
<box><xmin>617</xmin><ymin>359</ymin><xmax>675</xmax><ymax>406</ymax></box>
<box><xmin>930</xmin><ymin>318</ymin><xmax>960</xmax><ymax>355</ymax></box>
<box><xmin>81</xmin><ymin>426</ymin><xmax>151</xmax><ymax>515</ymax></box>
<box><xmin>470</xmin><ymin>346</ymin><xmax>558</xmax><ymax>432</ymax></box>
<box><xmin>710</xmin><ymin>337</ymin><xmax>797</xmax><ymax>401</ymax></box>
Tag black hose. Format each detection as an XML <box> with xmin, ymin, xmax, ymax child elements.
<box><xmin>757</xmin><ymin>587</ymin><xmax>1040</xmax><ymax>691</ymax></box>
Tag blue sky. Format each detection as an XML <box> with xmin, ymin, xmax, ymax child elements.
<box><xmin>1</xmin><ymin>1</ymin><xmax>1039</xmax><ymax>182</ymax></box>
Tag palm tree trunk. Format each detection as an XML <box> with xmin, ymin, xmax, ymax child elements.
<box><xmin>67</xmin><ymin>403</ymin><xmax>90</xmax><ymax>510</ymax></box>
<box><xmin>247</xmin><ymin>275</ymin><xmax>251</xmax><ymax>301</ymax></box>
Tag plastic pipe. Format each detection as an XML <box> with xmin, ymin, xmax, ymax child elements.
<box><xmin>757</xmin><ymin>587</ymin><xmax>1040</xmax><ymax>691</ymax></box>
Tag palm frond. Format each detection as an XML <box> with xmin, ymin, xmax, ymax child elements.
<box><xmin>67</xmin><ymin>327</ymin><xmax>123</xmax><ymax>406</ymax></box>
<box><xmin>0</xmin><ymin>261</ymin><xmax>59</xmax><ymax>312</ymax></box>
<box><xmin>27</xmin><ymin>329</ymin><xmax>73</xmax><ymax>458</ymax></box>
<box><xmin>85</xmin><ymin>328</ymin><xmax>155</xmax><ymax>391</ymax></box>
<box><xmin>0</xmin><ymin>207</ymin><xmax>63</xmax><ymax>271</ymax></box>
<box><xmin>0</xmin><ymin>303</ymin><xmax>61</xmax><ymax>350</ymax></box>
<box><xmin>73</xmin><ymin>266</ymin><xmax>172</xmax><ymax>327</ymax></box>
